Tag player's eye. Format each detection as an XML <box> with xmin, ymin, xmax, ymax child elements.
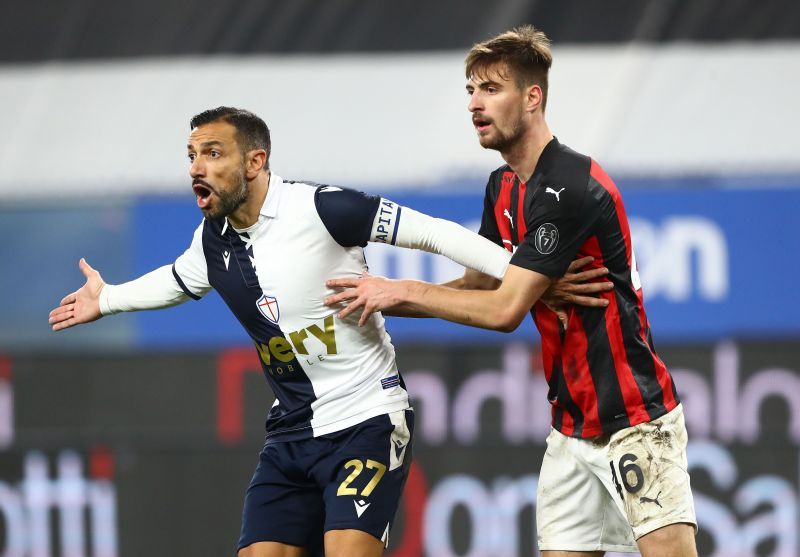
<box><xmin>188</xmin><ymin>153</ymin><xmax>196</xmax><ymax>161</ymax></box>
<box><xmin>210</xmin><ymin>150</ymin><xmax>221</xmax><ymax>158</ymax></box>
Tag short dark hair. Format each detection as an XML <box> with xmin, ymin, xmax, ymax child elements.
<box><xmin>465</xmin><ymin>25</ymin><xmax>553</xmax><ymax>111</ymax></box>
<box><xmin>190</xmin><ymin>106</ymin><xmax>271</xmax><ymax>159</ymax></box>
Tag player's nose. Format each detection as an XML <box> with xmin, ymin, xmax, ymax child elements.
<box><xmin>189</xmin><ymin>157</ymin><xmax>205</xmax><ymax>178</ymax></box>
<box><xmin>468</xmin><ymin>92</ymin><xmax>483</xmax><ymax>112</ymax></box>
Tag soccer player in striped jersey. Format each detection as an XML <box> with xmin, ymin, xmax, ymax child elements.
<box><xmin>326</xmin><ymin>26</ymin><xmax>698</xmax><ymax>557</ymax></box>
<box><xmin>48</xmin><ymin>106</ymin><xmax>602</xmax><ymax>557</ymax></box>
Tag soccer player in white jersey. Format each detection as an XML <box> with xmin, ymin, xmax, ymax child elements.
<box><xmin>49</xmin><ymin>106</ymin><xmax>606</xmax><ymax>557</ymax></box>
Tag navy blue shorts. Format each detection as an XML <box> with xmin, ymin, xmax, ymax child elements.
<box><xmin>238</xmin><ymin>409</ymin><xmax>414</xmax><ymax>552</ymax></box>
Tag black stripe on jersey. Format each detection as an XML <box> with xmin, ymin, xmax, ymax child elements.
<box><xmin>313</xmin><ymin>185</ymin><xmax>381</xmax><ymax>248</ymax></box>
<box><xmin>478</xmin><ymin>172</ymin><xmax>504</xmax><ymax>247</ymax></box>
<box><xmin>232</xmin><ymin>232</ymin><xmax>260</xmax><ymax>289</ymax></box>
<box><xmin>590</xmin><ymin>183</ymin><xmax>669</xmax><ymax>421</ymax></box>
<box><xmin>172</xmin><ymin>264</ymin><xmax>201</xmax><ymax>300</ymax></box>
<box><xmin>201</xmin><ymin>217</ymin><xmax>317</xmax><ymax>438</ymax></box>
<box><xmin>549</xmin><ymin>359</ymin><xmax>584</xmax><ymax>437</ymax></box>
<box><xmin>615</xmin><ymin>290</ymin><xmax>666</xmax><ymax>420</ymax></box>
<box><xmin>577</xmin><ymin>307</ymin><xmax>631</xmax><ymax>429</ymax></box>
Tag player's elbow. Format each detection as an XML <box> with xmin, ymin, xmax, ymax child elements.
<box><xmin>490</xmin><ymin>306</ymin><xmax>526</xmax><ymax>333</ymax></box>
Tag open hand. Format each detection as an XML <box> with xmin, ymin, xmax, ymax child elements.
<box><xmin>49</xmin><ymin>258</ymin><xmax>105</xmax><ymax>331</ymax></box>
<box><xmin>325</xmin><ymin>273</ymin><xmax>407</xmax><ymax>326</ymax></box>
<box><xmin>541</xmin><ymin>256</ymin><xmax>613</xmax><ymax>327</ymax></box>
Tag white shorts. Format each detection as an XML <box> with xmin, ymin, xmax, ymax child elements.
<box><xmin>536</xmin><ymin>404</ymin><xmax>696</xmax><ymax>553</ymax></box>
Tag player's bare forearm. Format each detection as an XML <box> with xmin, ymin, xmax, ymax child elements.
<box><xmin>383</xmin><ymin>268</ymin><xmax>501</xmax><ymax>318</ymax></box>
<box><xmin>399</xmin><ymin>281</ymin><xmax>517</xmax><ymax>331</ymax></box>
<box><xmin>326</xmin><ymin>265</ymin><xmax>550</xmax><ymax>331</ymax></box>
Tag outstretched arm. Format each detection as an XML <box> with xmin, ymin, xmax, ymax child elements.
<box><xmin>49</xmin><ymin>259</ymin><xmax>192</xmax><ymax>332</ymax></box>
<box><xmin>326</xmin><ymin>264</ymin><xmax>551</xmax><ymax>331</ymax></box>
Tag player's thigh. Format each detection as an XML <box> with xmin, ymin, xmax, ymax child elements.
<box><xmin>238</xmin><ymin>443</ymin><xmax>325</xmax><ymax>552</ymax></box>
<box><xmin>324</xmin><ymin>528</ymin><xmax>386</xmax><ymax>557</ymax></box>
<box><xmin>605</xmin><ymin>405</ymin><xmax>697</xmax><ymax>541</ymax></box>
<box><xmin>637</xmin><ymin>523</ymin><xmax>697</xmax><ymax>557</ymax></box>
<box><xmin>238</xmin><ymin>541</ymin><xmax>308</xmax><ymax>557</ymax></box>
<box><xmin>319</xmin><ymin>409</ymin><xmax>414</xmax><ymax>547</ymax></box>
<box><xmin>537</xmin><ymin>429</ymin><xmax>636</xmax><ymax>553</ymax></box>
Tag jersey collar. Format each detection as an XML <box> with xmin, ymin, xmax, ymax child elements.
<box><xmin>260</xmin><ymin>172</ymin><xmax>284</xmax><ymax>219</ymax></box>
<box><xmin>224</xmin><ymin>172</ymin><xmax>284</xmax><ymax>235</ymax></box>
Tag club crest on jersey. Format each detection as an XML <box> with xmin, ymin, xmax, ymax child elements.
<box><xmin>256</xmin><ymin>294</ymin><xmax>280</xmax><ymax>324</ymax></box>
<box><xmin>535</xmin><ymin>223</ymin><xmax>559</xmax><ymax>255</ymax></box>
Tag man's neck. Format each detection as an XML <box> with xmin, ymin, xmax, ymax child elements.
<box><xmin>501</xmin><ymin>120</ymin><xmax>553</xmax><ymax>184</ymax></box>
<box><xmin>229</xmin><ymin>171</ymin><xmax>270</xmax><ymax>229</ymax></box>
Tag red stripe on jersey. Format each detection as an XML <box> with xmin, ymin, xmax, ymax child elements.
<box><xmin>590</xmin><ymin>160</ymin><xmax>632</xmax><ymax>262</ymax></box>
<box><xmin>533</xmin><ymin>301</ymin><xmax>561</xmax><ymax>384</ymax></box>
<box><xmin>494</xmin><ymin>172</ymin><xmax>515</xmax><ymax>252</ymax></box>
<box><xmin>590</xmin><ymin>159</ymin><xmax>677</xmax><ymax>416</ymax></box>
<box><xmin>516</xmin><ymin>181</ymin><xmax>528</xmax><ymax>244</ymax></box>
<box><xmin>559</xmin><ymin>404</ymin><xmax>575</xmax><ymax>437</ymax></box>
<box><xmin>636</xmin><ymin>291</ymin><xmax>677</xmax><ymax>409</ymax></box>
<box><xmin>583</xmin><ymin>235</ymin><xmax>647</xmax><ymax>423</ymax></box>
<box><xmin>564</xmin><ymin>313</ymin><xmax>602</xmax><ymax>434</ymax></box>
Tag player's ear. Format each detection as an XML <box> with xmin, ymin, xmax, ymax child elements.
<box><xmin>246</xmin><ymin>149</ymin><xmax>268</xmax><ymax>177</ymax></box>
<box><xmin>526</xmin><ymin>84</ymin><xmax>543</xmax><ymax>114</ymax></box>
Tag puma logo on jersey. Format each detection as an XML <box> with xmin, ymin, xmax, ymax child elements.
<box><xmin>503</xmin><ymin>209</ymin><xmax>514</xmax><ymax>229</ymax></box>
<box><xmin>354</xmin><ymin>499</ymin><xmax>371</xmax><ymax>517</ymax></box>
<box><xmin>546</xmin><ymin>187</ymin><xmax>565</xmax><ymax>201</ymax></box>
<box><xmin>222</xmin><ymin>250</ymin><xmax>231</xmax><ymax>270</ymax></box>
<box><xmin>639</xmin><ymin>491</ymin><xmax>662</xmax><ymax>508</ymax></box>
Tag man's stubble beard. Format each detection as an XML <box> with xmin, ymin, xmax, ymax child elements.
<box><xmin>479</xmin><ymin>109</ymin><xmax>528</xmax><ymax>153</ymax></box>
<box><xmin>481</xmin><ymin>120</ymin><xmax>526</xmax><ymax>153</ymax></box>
<box><xmin>203</xmin><ymin>165</ymin><xmax>249</xmax><ymax>220</ymax></box>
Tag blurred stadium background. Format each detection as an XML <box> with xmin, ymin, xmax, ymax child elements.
<box><xmin>2</xmin><ymin>1</ymin><xmax>800</xmax><ymax>555</ymax></box>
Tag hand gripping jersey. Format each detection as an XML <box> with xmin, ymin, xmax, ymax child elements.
<box><xmin>478</xmin><ymin>138</ymin><xmax>679</xmax><ymax>438</ymax></box>
<box><xmin>172</xmin><ymin>176</ymin><xmax>412</xmax><ymax>442</ymax></box>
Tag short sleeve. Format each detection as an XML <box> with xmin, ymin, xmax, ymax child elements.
<box><xmin>314</xmin><ymin>186</ymin><xmax>381</xmax><ymax>247</ymax></box>
<box><xmin>172</xmin><ymin>221</ymin><xmax>212</xmax><ymax>299</ymax></box>
<box><xmin>510</xmin><ymin>186</ymin><xmax>600</xmax><ymax>277</ymax></box>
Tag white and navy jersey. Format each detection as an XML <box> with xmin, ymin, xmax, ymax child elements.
<box><xmin>173</xmin><ymin>174</ymin><xmax>409</xmax><ymax>442</ymax></box>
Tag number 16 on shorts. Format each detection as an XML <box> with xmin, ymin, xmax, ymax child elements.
<box><xmin>609</xmin><ymin>453</ymin><xmax>645</xmax><ymax>501</ymax></box>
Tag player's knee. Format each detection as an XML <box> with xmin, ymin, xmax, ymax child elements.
<box><xmin>638</xmin><ymin>523</ymin><xmax>697</xmax><ymax>557</ymax></box>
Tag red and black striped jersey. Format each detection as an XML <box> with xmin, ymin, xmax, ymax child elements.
<box><xmin>478</xmin><ymin>137</ymin><xmax>679</xmax><ymax>438</ymax></box>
